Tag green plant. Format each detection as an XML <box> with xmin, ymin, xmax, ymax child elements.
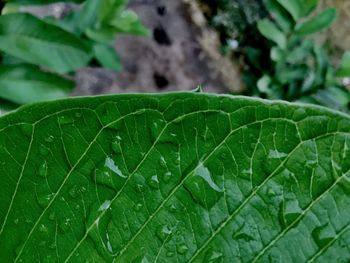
<box><xmin>0</xmin><ymin>92</ymin><xmax>349</xmax><ymax>262</ymax></box>
<box><xmin>248</xmin><ymin>0</ymin><xmax>350</xmax><ymax>112</ymax></box>
<box><xmin>0</xmin><ymin>0</ymin><xmax>149</xmax><ymax>111</ymax></box>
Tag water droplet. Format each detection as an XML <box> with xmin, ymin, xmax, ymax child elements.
<box><xmin>135</xmin><ymin>183</ymin><xmax>145</xmax><ymax>193</ymax></box>
<box><xmin>75</xmin><ymin>112</ymin><xmax>82</xmax><ymax>118</ymax></box>
<box><xmin>68</xmin><ymin>185</ymin><xmax>80</xmax><ymax>198</ymax></box>
<box><xmin>94</xmin><ymin>157</ymin><xmax>127</xmax><ymax>190</ymax></box>
<box><xmin>167</xmin><ymin>203</ymin><xmax>177</xmax><ymax>213</ymax></box>
<box><xmin>80</xmin><ymin>186</ymin><xmax>87</xmax><ymax>193</ymax></box>
<box><xmin>293</xmin><ymin>108</ymin><xmax>307</xmax><ymax>121</ymax></box>
<box><xmin>37</xmin><ymin>193</ymin><xmax>54</xmax><ymax>207</ymax></box>
<box><xmin>204</xmin><ymin>249</ymin><xmax>223</xmax><ymax>263</ymax></box>
<box><xmin>232</xmin><ymin>223</ymin><xmax>255</xmax><ymax>242</ymax></box>
<box><xmin>267</xmin><ymin>187</ymin><xmax>276</xmax><ymax>197</ymax></box>
<box><xmin>134</xmin><ymin>203</ymin><xmax>143</xmax><ymax>212</ymax></box>
<box><xmin>58</xmin><ymin>115</ymin><xmax>74</xmax><ymax>125</ymax></box>
<box><xmin>176</xmin><ymin>243</ymin><xmax>188</xmax><ymax>255</ymax></box>
<box><xmin>312</xmin><ymin>223</ymin><xmax>336</xmax><ymax>248</ymax></box>
<box><xmin>98</xmin><ymin>200</ymin><xmax>111</xmax><ymax>212</ymax></box>
<box><xmin>39</xmin><ymin>224</ymin><xmax>48</xmax><ymax>233</ymax></box>
<box><xmin>278</xmin><ymin>197</ymin><xmax>302</xmax><ymax>228</ymax></box>
<box><xmin>45</xmin><ymin>135</ymin><xmax>54</xmax><ymax>143</ymax></box>
<box><xmin>159</xmin><ymin>156</ymin><xmax>167</xmax><ymax>168</ymax></box>
<box><xmin>37</xmin><ymin>162</ymin><xmax>47</xmax><ymax>178</ymax></box>
<box><xmin>59</xmin><ymin>218</ymin><xmax>71</xmax><ymax>232</ymax></box>
<box><xmin>184</xmin><ymin>163</ymin><xmax>223</xmax><ymax>208</ymax></box>
<box><xmin>148</xmin><ymin>175</ymin><xmax>159</xmax><ymax>189</ymax></box>
<box><xmin>268</xmin><ymin>149</ymin><xmax>288</xmax><ymax>159</ymax></box>
<box><xmin>163</xmin><ymin>172</ymin><xmax>172</xmax><ymax>183</ymax></box>
<box><xmin>14</xmin><ymin>218</ymin><xmax>19</xmax><ymax>225</ymax></box>
<box><xmin>156</xmin><ymin>225</ymin><xmax>172</xmax><ymax>241</ymax></box>
<box><xmin>166</xmin><ymin>251</ymin><xmax>174</xmax><ymax>257</ymax></box>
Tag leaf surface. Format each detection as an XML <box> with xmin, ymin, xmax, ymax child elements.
<box><xmin>0</xmin><ymin>93</ymin><xmax>349</xmax><ymax>262</ymax></box>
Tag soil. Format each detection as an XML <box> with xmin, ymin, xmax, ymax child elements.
<box><xmin>70</xmin><ymin>0</ymin><xmax>244</xmax><ymax>96</ymax></box>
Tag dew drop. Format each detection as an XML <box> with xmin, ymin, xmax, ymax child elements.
<box><xmin>184</xmin><ymin>163</ymin><xmax>223</xmax><ymax>208</ymax></box>
<box><xmin>94</xmin><ymin>157</ymin><xmax>127</xmax><ymax>190</ymax></box>
<box><xmin>68</xmin><ymin>185</ymin><xmax>80</xmax><ymax>199</ymax></box>
<box><xmin>45</xmin><ymin>135</ymin><xmax>54</xmax><ymax>143</ymax></box>
<box><xmin>232</xmin><ymin>222</ymin><xmax>255</xmax><ymax>242</ymax></box>
<box><xmin>166</xmin><ymin>251</ymin><xmax>174</xmax><ymax>257</ymax></box>
<box><xmin>148</xmin><ymin>175</ymin><xmax>159</xmax><ymax>189</ymax></box>
<box><xmin>156</xmin><ymin>225</ymin><xmax>172</xmax><ymax>241</ymax></box>
<box><xmin>37</xmin><ymin>162</ymin><xmax>47</xmax><ymax>178</ymax></box>
<box><xmin>312</xmin><ymin>223</ymin><xmax>336</xmax><ymax>248</ymax></box>
<box><xmin>159</xmin><ymin>156</ymin><xmax>167</xmax><ymax>168</ymax></box>
<box><xmin>20</xmin><ymin>124</ymin><xmax>33</xmax><ymax>138</ymax></box>
<box><xmin>176</xmin><ymin>243</ymin><xmax>188</xmax><ymax>255</ymax></box>
<box><xmin>37</xmin><ymin>193</ymin><xmax>54</xmax><ymax>207</ymax></box>
<box><xmin>204</xmin><ymin>249</ymin><xmax>223</xmax><ymax>263</ymax></box>
<box><xmin>39</xmin><ymin>224</ymin><xmax>48</xmax><ymax>233</ymax></box>
<box><xmin>98</xmin><ymin>200</ymin><xmax>111</xmax><ymax>212</ymax></box>
<box><xmin>75</xmin><ymin>112</ymin><xmax>82</xmax><ymax>118</ymax></box>
<box><xmin>278</xmin><ymin>197</ymin><xmax>303</xmax><ymax>228</ymax></box>
<box><xmin>135</xmin><ymin>183</ymin><xmax>145</xmax><ymax>193</ymax></box>
<box><xmin>14</xmin><ymin>218</ymin><xmax>19</xmax><ymax>225</ymax></box>
<box><xmin>268</xmin><ymin>149</ymin><xmax>288</xmax><ymax>159</ymax></box>
<box><xmin>163</xmin><ymin>172</ymin><xmax>172</xmax><ymax>183</ymax></box>
<box><xmin>58</xmin><ymin>115</ymin><xmax>74</xmax><ymax>125</ymax></box>
<box><xmin>167</xmin><ymin>203</ymin><xmax>177</xmax><ymax>213</ymax></box>
<box><xmin>59</xmin><ymin>218</ymin><xmax>71</xmax><ymax>232</ymax></box>
<box><xmin>134</xmin><ymin>203</ymin><xmax>143</xmax><ymax>212</ymax></box>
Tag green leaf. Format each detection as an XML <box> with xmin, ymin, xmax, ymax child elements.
<box><xmin>336</xmin><ymin>52</ymin><xmax>350</xmax><ymax>77</ymax></box>
<box><xmin>93</xmin><ymin>43</ymin><xmax>122</xmax><ymax>71</ymax></box>
<box><xmin>0</xmin><ymin>93</ymin><xmax>350</xmax><ymax>262</ymax></box>
<box><xmin>0</xmin><ymin>13</ymin><xmax>92</xmax><ymax>73</ymax></box>
<box><xmin>299</xmin><ymin>0</ymin><xmax>320</xmax><ymax>17</ymax></box>
<box><xmin>264</xmin><ymin>0</ymin><xmax>295</xmax><ymax>32</ymax></box>
<box><xmin>257</xmin><ymin>19</ymin><xmax>287</xmax><ymax>49</ymax></box>
<box><xmin>295</xmin><ymin>8</ymin><xmax>337</xmax><ymax>36</ymax></box>
<box><xmin>276</xmin><ymin>0</ymin><xmax>302</xmax><ymax>20</ymax></box>
<box><xmin>6</xmin><ymin>0</ymin><xmax>84</xmax><ymax>5</ymax></box>
<box><xmin>0</xmin><ymin>64</ymin><xmax>74</xmax><ymax>105</ymax></box>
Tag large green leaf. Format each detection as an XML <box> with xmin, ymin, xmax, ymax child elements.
<box><xmin>0</xmin><ymin>64</ymin><xmax>74</xmax><ymax>105</ymax></box>
<box><xmin>0</xmin><ymin>93</ymin><xmax>349</xmax><ymax>262</ymax></box>
<box><xmin>0</xmin><ymin>13</ymin><xmax>92</xmax><ymax>73</ymax></box>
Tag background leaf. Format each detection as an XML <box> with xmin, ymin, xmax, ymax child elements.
<box><xmin>0</xmin><ymin>64</ymin><xmax>74</xmax><ymax>104</ymax></box>
<box><xmin>0</xmin><ymin>13</ymin><xmax>92</xmax><ymax>73</ymax></box>
<box><xmin>295</xmin><ymin>8</ymin><xmax>337</xmax><ymax>36</ymax></box>
<box><xmin>0</xmin><ymin>93</ymin><xmax>349</xmax><ymax>262</ymax></box>
<box><xmin>258</xmin><ymin>19</ymin><xmax>287</xmax><ymax>49</ymax></box>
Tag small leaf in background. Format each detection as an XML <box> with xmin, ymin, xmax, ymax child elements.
<box><xmin>276</xmin><ymin>0</ymin><xmax>302</xmax><ymax>21</ymax></box>
<box><xmin>270</xmin><ymin>47</ymin><xmax>284</xmax><ymax>62</ymax></box>
<box><xmin>264</xmin><ymin>0</ymin><xmax>295</xmax><ymax>32</ymax></box>
<box><xmin>0</xmin><ymin>64</ymin><xmax>74</xmax><ymax>105</ymax></box>
<box><xmin>336</xmin><ymin>52</ymin><xmax>350</xmax><ymax>77</ymax></box>
<box><xmin>295</xmin><ymin>8</ymin><xmax>336</xmax><ymax>36</ymax></box>
<box><xmin>6</xmin><ymin>0</ymin><xmax>85</xmax><ymax>5</ymax></box>
<box><xmin>0</xmin><ymin>13</ymin><xmax>92</xmax><ymax>73</ymax></box>
<box><xmin>299</xmin><ymin>0</ymin><xmax>320</xmax><ymax>17</ymax></box>
<box><xmin>257</xmin><ymin>75</ymin><xmax>271</xmax><ymax>94</ymax></box>
<box><xmin>85</xmin><ymin>28</ymin><xmax>117</xmax><ymax>44</ymax></box>
<box><xmin>257</xmin><ymin>19</ymin><xmax>287</xmax><ymax>49</ymax></box>
<box><xmin>93</xmin><ymin>43</ymin><xmax>121</xmax><ymax>71</ymax></box>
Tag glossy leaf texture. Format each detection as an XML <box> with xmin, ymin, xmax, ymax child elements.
<box><xmin>0</xmin><ymin>13</ymin><xmax>92</xmax><ymax>73</ymax></box>
<box><xmin>0</xmin><ymin>93</ymin><xmax>349</xmax><ymax>263</ymax></box>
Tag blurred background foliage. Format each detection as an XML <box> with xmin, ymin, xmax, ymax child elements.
<box><xmin>0</xmin><ymin>0</ymin><xmax>349</xmax><ymax>114</ymax></box>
